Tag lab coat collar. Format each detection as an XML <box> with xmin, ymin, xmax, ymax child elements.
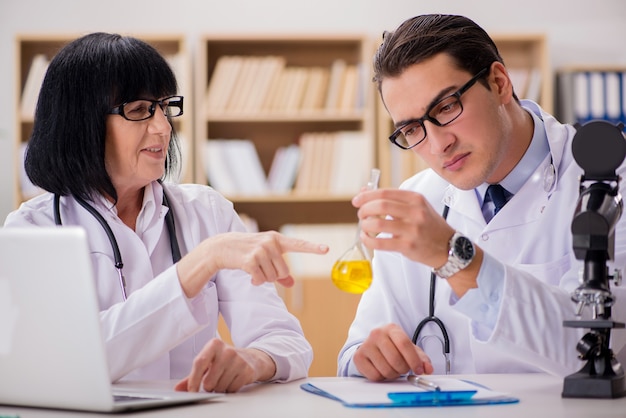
<box><xmin>443</xmin><ymin>101</ymin><xmax>574</xmax><ymax>230</ymax></box>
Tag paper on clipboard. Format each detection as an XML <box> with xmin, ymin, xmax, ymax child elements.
<box><xmin>300</xmin><ymin>377</ymin><xmax>519</xmax><ymax>408</ymax></box>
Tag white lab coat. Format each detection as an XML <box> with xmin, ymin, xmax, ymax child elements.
<box><xmin>4</xmin><ymin>182</ymin><xmax>312</xmax><ymax>382</ymax></box>
<box><xmin>338</xmin><ymin>101</ymin><xmax>626</xmax><ymax>377</ymax></box>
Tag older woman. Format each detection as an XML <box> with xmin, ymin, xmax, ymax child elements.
<box><xmin>5</xmin><ymin>32</ymin><xmax>327</xmax><ymax>393</ymax></box>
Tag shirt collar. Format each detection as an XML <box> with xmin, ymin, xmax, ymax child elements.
<box><xmin>476</xmin><ymin>109</ymin><xmax>549</xmax><ymax>205</ymax></box>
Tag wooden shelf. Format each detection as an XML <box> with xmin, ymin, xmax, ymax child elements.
<box><xmin>195</xmin><ymin>34</ymin><xmax>376</xmax><ymax>227</ymax></box>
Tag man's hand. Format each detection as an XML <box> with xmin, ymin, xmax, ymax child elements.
<box><xmin>353</xmin><ymin>323</ymin><xmax>433</xmax><ymax>381</ymax></box>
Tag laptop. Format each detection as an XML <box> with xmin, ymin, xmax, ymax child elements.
<box><xmin>0</xmin><ymin>227</ymin><xmax>221</xmax><ymax>412</ymax></box>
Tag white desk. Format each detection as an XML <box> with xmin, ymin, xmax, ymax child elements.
<box><xmin>1</xmin><ymin>374</ymin><xmax>625</xmax><ymax>417</ymax></box>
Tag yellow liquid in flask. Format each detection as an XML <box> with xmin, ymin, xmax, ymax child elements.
<box><xmin>331</xmin><ymin>259</ymin><xmax>373</xmax><ymax>294</ymax></box>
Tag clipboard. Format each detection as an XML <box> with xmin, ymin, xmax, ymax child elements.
<box><xmin>300</xmin><ymin>377</ymin><xmax>519</xmax><ymax>408</ymax></box>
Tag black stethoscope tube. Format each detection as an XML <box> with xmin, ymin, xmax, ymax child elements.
<box><xmin>53</xmin><ymin>184</ymin><xmax>181</xmax><ymax>301</ymax></box>
<box><xmin>411</xmin><ymin>204</ymin><xmax>451</xmax><ymax>374</ymax></box>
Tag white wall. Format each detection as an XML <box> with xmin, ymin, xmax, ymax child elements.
<box><xmin>1</xmin><ymin>0</ymin><xmax>626</xmax><ymax>221</ymax></box>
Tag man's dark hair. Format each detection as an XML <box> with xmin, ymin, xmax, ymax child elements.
<box><xmin>373</xmin><ymin>14</ymin><xmax>512</xmax><ymax>98</ymax></box>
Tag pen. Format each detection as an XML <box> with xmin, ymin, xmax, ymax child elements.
<box><xmin>407</xmin><ymin>374</ymin><xmax>441</xmax><ymax>392</ymax></box>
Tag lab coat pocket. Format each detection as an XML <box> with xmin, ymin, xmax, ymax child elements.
<box><xmin>516</xmin><ymin>254</ymin><xmax>571</xmax><ymax>286</ymax></box>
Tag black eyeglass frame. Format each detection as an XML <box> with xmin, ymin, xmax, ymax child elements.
<box><xmin>108</xmin><ymin>95</ymin><xmax>184</xmax><ymax>121</ymax></box>
<box><xmin>388</xmin><ymin>67</ymin><xmax>490</xmax><ymax>150</ymax></box>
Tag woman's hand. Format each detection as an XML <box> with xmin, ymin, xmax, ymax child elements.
<box><xmin>174</xmin><ymin>339</ymin><xmax>276</xmax><ymax>393</ymax></box>
<box><xmin>177</xmin><ymin>230</ymin><xmax>329</xmax><ymax>298</ymax></box>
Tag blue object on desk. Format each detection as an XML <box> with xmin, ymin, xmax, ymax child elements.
<box><xmin>388</xmin><ymin>390</ymin><xmax>476</xmax><ymax>404</ymax></box>
<box><xmin>300</xmin><ymin>382</ymin><xmax>519</xmax><ymax>408</ymax></box>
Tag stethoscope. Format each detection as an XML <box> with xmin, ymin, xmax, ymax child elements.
<box><xmin>53</xmin><ymin>182</ymin><xmax>181</xmax><ymax>301</ymax></box>
<box><xmin>411</xmin><ymin>204</ymin><xmax>451</xmax><ymax>374</ymax></box>
<box><xmin>409</xmin><ymin>153</ymin><xmax>557</xmax><ymax>375</ymax></box>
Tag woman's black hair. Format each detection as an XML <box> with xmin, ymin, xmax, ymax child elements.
<box><xmin>25</xmin><ymin>32</ymin><xmax>181</xmax><ymax>203</ymax></box>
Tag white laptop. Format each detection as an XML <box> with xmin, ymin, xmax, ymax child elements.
<box><xmin>0</xmin><ymin>227</ymin><xmax>221</xmax><ymax>412</ymax></box>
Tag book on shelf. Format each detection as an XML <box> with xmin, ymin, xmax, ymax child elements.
<box><xmin>324</xmin><ymin>59</ymin><xmax>347</xmax><ymax>111</ymax></box>
<box><xmin>204</xmin><ymin>56</ymin><xmax>245</xmax><ymax>113</ymax></box>
<box><xmin>300</xmin><ymin>66</ymin><xmax>330</xmax><ymax>112</ymax></box>
<box><xmin>605</xmin><ymin>71</ymin><xmax>621</xmax><ymax>122</ymax></box>
<box><xmin>267</xmin><ymin>144</ymin><xmax>301</xmax><ymax>193</ymax></box>
<box><xmin>524</xmin><ymin>67</ymin><xmax>542</xmax><ymax>103</ymax></box>
<box><xmin>20</xmin><ymin>54</ymin><xmax>49</xmax><ymax>120</ymax></box>
<box><xmin>573</xmin><ymin>71</ymin><xmax>590</xmax><ymax>123</ymax></box>
<box><xmin>293</xmin><ymin>131</ymin><xmax>372</xmax><ymax>195</ymax></box>
<box><xmin>337</xmin><ymin>64</ymin><xmax>358</xmax><ymax>111</ymax></box>
<box><xmin>293</xmin><ymin>132</ymin><xmax>317</xmax><ymax>192</ymax></box>
<box><xmin>557</xmin><ymin>70</ymin><xmax>626</xmax><ymax>126</ymax></box>
<box><xmin>328</xmin><ymin>131</ymin><xmax>373</xmax><ymax>195</ymax></box>
<box><xmin>279</xmin><ymin>223</ymin><xmax>358</xmax><ymax>279</ymax></box>
<box><xmin>284</xmin><ymin>67</ymin><xmax>309</xmax><ymax>112</ymax></box>
<box><xmin>245</xmin><ymin>56</ymin><xmax>285</xmax><ymax>113</ymax></box>
<box><xmin>203</xmin><ymin>139</ymin><xmax>269</xmax><ymax>196</ymax></box>
<box><xmin>203</xmin><ymin>140</ymin><xmax>239</xmax><ymax>195</ymax></box>
<box><xmin>589</xmin><ymin>71</ymin><xmax>604</xmax><ymax>120</ymax></box>
<box><xmin>227</xmin><ymin>56</ymin><xmax>261</xmax><ymax>112</ymax></box>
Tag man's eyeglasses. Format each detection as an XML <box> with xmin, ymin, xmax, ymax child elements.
<box><xmin>389</xmin><ymin>67</ymin><xmax>489</xmax><ymax>150</ymax></box>
<box><xmin>108</xmin><ymin>95</ymin><xmax>184</xmax><ymax>121</ymax></box>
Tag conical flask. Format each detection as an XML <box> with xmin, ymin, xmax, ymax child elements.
<box><xmin>331</xmin><ymin>168</ymin><xmax>380</xmax><ymax>294</ymax></box>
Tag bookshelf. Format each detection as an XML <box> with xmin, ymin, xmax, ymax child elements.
<box><xmin>195</xmin><ymin>35</ymin><xmax>376</xmax><ymax>228</ymax></box>
<box><xmin>555</xmin><ymin>65</ymin><xmax>626</xmax><ymax>128</ymax></box>
<box><xmin>197</xmin><ymin>35</ymin><xmax>376</xmax><ymax>376</ymax></box>
<box><xmin>376</xmin><ymin>34</ymin><xmax>553</xmax><ymax>187</ymax></box>
<box><xmin>13</xmin><ymin>34</ymin><xmax>193</xmax><ymax>206</ymax></box>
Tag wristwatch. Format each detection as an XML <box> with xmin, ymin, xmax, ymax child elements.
<box><xmin>432</xmin><ymin>232</ymin><xmax>475</xmax><ymax>279</ymax></box>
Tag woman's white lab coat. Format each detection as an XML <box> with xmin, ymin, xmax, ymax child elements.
<box><xmin>4</xmin><ymin>182</ymin><xmax>312</xmax><ymax>382</ymax></box>
<box><xmin>338</xmin><ymin>101</ymin><xmax>626</xmax><ymax>377</ymax></box>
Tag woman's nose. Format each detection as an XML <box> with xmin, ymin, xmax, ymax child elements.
<box><xmin>148</xmin><ymin>106</ymin><xmax>172</xmax><ymax>135</ymax></box>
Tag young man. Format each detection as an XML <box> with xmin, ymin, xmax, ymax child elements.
<box><xmin>338</xmin><ymin>14</ymin><xmax>626</xmax><ymax>380</ymax></box>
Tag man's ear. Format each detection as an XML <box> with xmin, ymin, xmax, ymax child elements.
<box><xmin>489</xmin><ymin>62</ymin><xmax>515</xmax><ymax>103</ymax></box>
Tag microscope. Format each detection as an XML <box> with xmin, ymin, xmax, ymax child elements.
<box><xmin>563</xmin><ymin>120</ymin><xmax>626</xmax><ymax>398</ymax></box>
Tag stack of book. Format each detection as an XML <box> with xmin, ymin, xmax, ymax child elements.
<box><xmin>557</xmin><ymin>69</ymin><xmax>626</xmax><ymax>126</ymax></box>
<box><xmin>202</xmin><ymin>139</ymin><xmax>270</xmax><ymax>196</ymax></box>
<box><xmin>294</xmin><ymin>131</ymin><xmax>373</xmax><ymax>195</ymax></box>
<box><xmin>202</xmin><ymin>130</ymin><xmax>372</xmax><ymax>197</ymax></box>
<box><xmin>204</xmin><ymin>56</ymin><xmax>364</xmax><ymax>115</ymax></box>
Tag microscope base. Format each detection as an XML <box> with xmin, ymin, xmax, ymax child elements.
<box><xmin>562</xmin><ymin>371</ymin><xmax>626</xmax><ymax>398</ymax></box>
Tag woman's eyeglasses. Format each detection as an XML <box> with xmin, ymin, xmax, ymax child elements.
<box><xmin>108</xmin><ymin>95</ymin><xmax>184</xmax><ymax>121</ymax></box>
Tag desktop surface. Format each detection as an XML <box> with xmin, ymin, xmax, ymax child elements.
<box><xmin>1</xmin><ymin>374</ymin><xmax>625</xmax><ymax>418</ymax></box>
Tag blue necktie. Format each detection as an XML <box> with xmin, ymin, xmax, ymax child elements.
<box><xmin>486</xmin><ymin>184</ymin><xmax>512</xmax><ymax>215</ymax></box>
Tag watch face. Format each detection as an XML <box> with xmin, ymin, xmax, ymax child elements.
<box><xmin>454</xmin><ymin>236</ymin><xmax>474</xmax><ymax>261</ymax></box>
